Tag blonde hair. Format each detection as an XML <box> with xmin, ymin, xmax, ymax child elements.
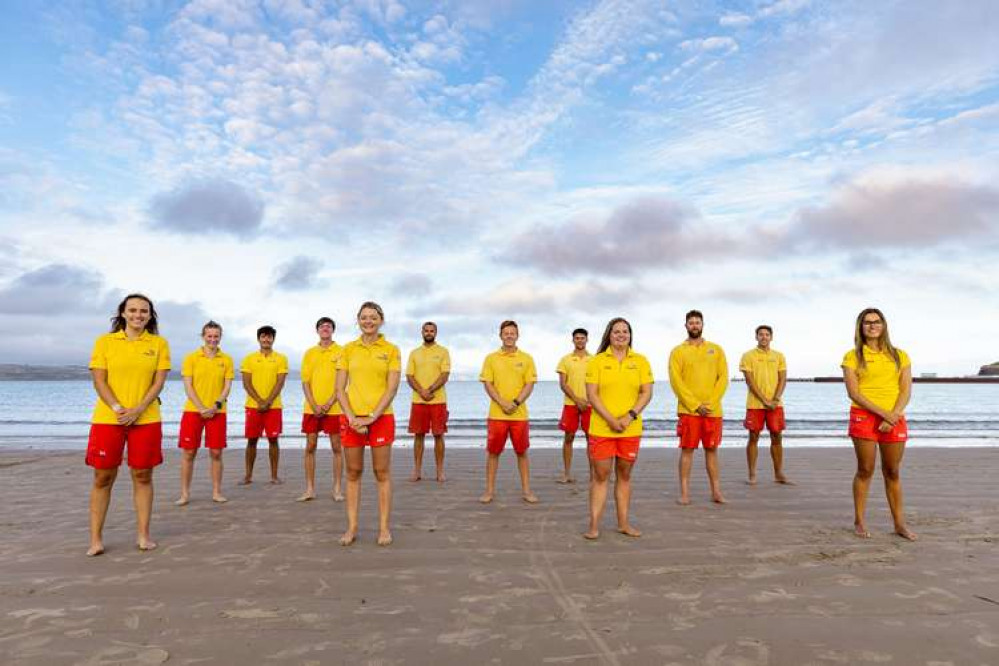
<box><xmin>357</xmin><ymin>301</ymin><xmax>385</xmax><ymax>321</ymax></box>
<box><xmin>853</xmin><ymin>307</ymin><xmax>901</xmax><ymax>370</ymax></box>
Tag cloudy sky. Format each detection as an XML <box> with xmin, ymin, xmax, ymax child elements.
<box><xmin>1</xmin><ymin>0</ymin><xmax>997</xmax><ymax>377</ymax></box>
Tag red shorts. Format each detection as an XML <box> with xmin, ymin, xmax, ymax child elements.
<box><xmin>301</xmin><ymin>413</ymin><xmax>342</xmax><ymax>435</ymax></box>
<box><xmin>558</xmin><ymin>405</ymin><xmax>591</xmax><ymax>434</ymax></box>
<box><xmin>86</xmin><ymin>422</ymin><xmax>163</xmax><ymax>469</ymax></box>
<box><xmin>486</xmin><ymin>419</ymin><xmax>530</xmax><ymax>455</ymax></box>
<box><xmin>677</xmin><ymin>414</ymin><xmax>723</xmax><ymax>449</ymax></box>
<box><xmin>340</xmin><ymin>414</ymin><xmax>396</xmax><ymax>448</ymax></box>
<box><xmin>245</xmin><ymin>408</ymin><xmax>282</xmax><ymax>439</ymax></box>
<box><xmin>179</xmin><ymin>411</ymin><xmax>227</xmax><ymax>449</ymax></box>
<box><xmin>408</xmin><ymin>403</ymin><xmax>448</xmax><ymax>435</ymax></box>
<box><xmin>744</xmin><ymin>407</ymin><xmax>785</xmax><ymax>433</ymax></box>
<box><xmin>588</xmin><ymin>436</ymin><xmax>640</xmax><ymax>462</ymax></box>
<box><xmin>848</xmin><ymin>407</ymin><xmax>908</xmax><ymax>443</ymax></box>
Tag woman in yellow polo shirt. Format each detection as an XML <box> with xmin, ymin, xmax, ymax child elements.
<box><xmin>335</xmin><ymin>302</ymin><xmax>402</xmax><ymax>546</ymax></box>
<box><xmin>86</xmin><ymin>294</ymin><xmax>171</xmax><ymax>556</ymax></box>
<box><xmin>583</xmin><ymin>317</ymin><xmax>653</xmax><ymax>540</ymax></box>
<box><xmin>841</xmin><ymin>307</ymin><xmax>915</xmax><ymax>541</ymax></box>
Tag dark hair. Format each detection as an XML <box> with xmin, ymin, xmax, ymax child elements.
<box><xmin>853</xmin><ymin>307</ymin><xmax>901</xmax><ymax>370</ymax></box>
<box><xmin>110</xmin><ymin>293</ymin><xmax>158</xmax><ymax>334</ymax></box>
<box><xmin>572</xmin><ymin>328</ymin><xmax>588</xmax><ymax>337</ymax></box>
<box><xmin>755</xmin><ymin>324</ymin><xmax>772</xmax><ymax>335</ymax></box>
<box><xmin>499</xmin><ymin>320</ymin><xmax>518</xmax><ymax>332</ymax></box>
<box><xmin>315</xmin><ymin>317</ymin><xmax>335</xmax><ymax>331</ymax></box>
<box><xmin>202</xmin><ymin>320</ymin><xmax>223</xmax><ymax>336</ymax></box>
<box><xmin>597</xmin><ymin>317</ymin><xmax>632</xmax><ymax>353</ymax></box>
<box><xmin>422</xmin><ymin>321</ymin><xmax>437</xmax><ymax>329</ymax></box>
<box><xmin>685</xmin><ymin>310</ymin><xmax>703</xmax><ymax>322</ymax></box>
<box><xmin>257</xmin><ymin>325</ymin><xmax>277</xmax><ymax>339</ymax></box>
<box><xmin>357</xmin><ymin>301</ymin><xmax>384</xmax><ymax>320</ymax></box>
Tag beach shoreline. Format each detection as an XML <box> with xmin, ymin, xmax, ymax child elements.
<box><xmin>2</xmin><ymin>447</ymin><xmax>997</xmax><ymax>665</ymax></box>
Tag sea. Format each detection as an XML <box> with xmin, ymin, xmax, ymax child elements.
<box><xmin>2</xmin><ymin>380</ymin><xmax>997</xmax><ymax>451</ymax></box>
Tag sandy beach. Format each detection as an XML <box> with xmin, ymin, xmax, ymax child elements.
<box><xmin>1</xmin><ymin>446</ymin><xmax>997</xmax><ymax>665</ymax></box>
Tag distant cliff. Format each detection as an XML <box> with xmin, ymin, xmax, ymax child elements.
<box><xmin>0</xmin><ymin>364</ymin><xmax>94</xmax><ymax>380</ymax></box>
<box><xmin>980</xmin><ymin>362</ymin><xmax>999</xmax><ymax>377</ymax></box>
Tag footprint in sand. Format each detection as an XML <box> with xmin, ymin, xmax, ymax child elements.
<box><xmin>705</xmin><ymin>639</ymin><xmax>771</xmax><ymax>666</ymax></box>
<box><xmin>75</xmin><ymin>645</ymin><xmax>169</xmax><ymax>665</ymax></box>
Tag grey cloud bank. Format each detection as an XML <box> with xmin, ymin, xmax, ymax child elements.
<box><xmin>149</xmin><ymin>179</ymin><xmax>264</xmax><ymax>238</ymax></box>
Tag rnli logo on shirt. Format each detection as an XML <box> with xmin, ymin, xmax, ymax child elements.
<box><xmin>707</xmin><ymin>349</ymin><xmax>715</xmax><ymax>355</ymax></box>
<box><xmin>602</xmin><ymin>364</ymin><xmax>613</xmax><ymax>370</ymax></box>
<box><xmin>514</xmin><ymin>362</ymin><xmax>524</xmax><ymax>368</ymax></box>
<box><xmin>143</xmin><ymin>349</ymin><xmax>156</xmax><ymax>356</ymax></box>
<box><xmin>377</xmin><ymin>353</ymin><xmax>389</xmax><ymax>361</ymax></box>
<box><xmin>626</xmin><ymin>363</ymin><xmax>638</xmax><ymax>370</ymax></box>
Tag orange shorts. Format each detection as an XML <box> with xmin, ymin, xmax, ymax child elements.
<box><xmin>677</xmin><ymin>414</ymin><xmax>723</xmax><ymax>449</ymax></box>
<box><xmin>558</xmin><ymin>405</ymin><xmax>591</xmax><ymax>434</ymax></box>
<box><xmin>301</xmin><ymin>413</ymin><xmax>341</xmax><ymax>435</ymax></box>
<box><xmin>744</xmin><ymin>407</ymin><xmax>785</xmax><ymax>433</ymax></box>
<box><xmin>848</xmin><ymin>407</ymin><xmax>907</xmax><ymax>443</ymax></box>
<box><xmin>486</xmin><ymin>419</ymin><xmax>529</xmax><ymax>455</ymax></box>
<box><xmin>408</xmin><ymin>403</ymin><xmax>448</xmax><ymax>435</ymax></box>
<box><xmin>588</xmin><ymin>436</ymin><xmax>640</xmax><ymax>462</ymax></box>
<box><xmin>245</xmin><ymin>408</ymin><xmax>282</xmax><ymax>439</ymax></box>
<box><xmin>340</xmin><ymin>414</ymin><xmax>395</xmax><ymax>448</ymax></box>
<box><xmin>86</xmin><ymin>422</ymin><xmax>163</xmax><ymax>469</ymax></box>
<box><xmin>179</xmin><ymin>411</ymin><xmax>227</xmax><ymax>449</ymax></box>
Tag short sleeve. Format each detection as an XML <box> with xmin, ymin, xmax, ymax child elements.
<box><xmin>157</xmin><ymin>338</ymin><xmax>171</xmax><ymax>371</ymax></box>
<box><xmin>584</xmin><ymin>356</ymin><xmax>600</xmax><ymax>384</ymax></box>
<box><xmin>224</xmin><ymin>355</ymin><xmax>235</xmax><ymax>380</ymax></box>
<box><xmin>89</xmin><ymin>336</ymin><xmax>108</xmax><ymax>370</ymax></box>
<box><xmin>301</xmin><ymin>350</ymin><xmax>315</xmax><ymax>383</ymax></box>
<box><xmin>525</xmin><ymin>355</ymin><xmax>538</xmax><ymax>383</ymax></box>
<box><xmin>277</xmin><ymin>353</ymin><xmax>289</xmax><ymax>374</ymax></box>
<box><xmin>389</xmin><ymin>345</ymin><xmax>402</xmax><ymax>372</ymax></box>
<box><xmin>556</xmin><ymin>356</ymin><xmax>568</xmax><ymax>376</ymax></box>
<box><xmin>440</xmin><ymin>349</ymin><xmax>451</xmax><ymax>373</ymax></box>
<box><xmin>738</xmin><ymin>352</ymin><xmax>751</xmax><ymax>373</ymax></box>
<box><xmin>479</xmin><ymin>356</ymin><xmax>494</xmax><ymax>382</ymax></box>
<box><xmin>336</xmin><ymin>348</ymin><xmax>349</xmax><ymax>371</ymax></box>
<box><xmin>640</xmin><ymin>355</ymin><xmax>654</xmax><ymax>384</ymax></box>
<box><xmin>181</xmin><ymin>352</ymin><xmax>195</xmax><ymax>377</ymax></box>
<box><xmin>841</xmin><ymin>350</ymin><xmax>858</xmax><ymax>370</ymax></box>
<box><xmin>778</xmin><ymin>353</ymin><xmax>787</xmax><ymax>372</ymax></box>
<box><xmin>405</xmin><ymin>351</ymin><xmax>416</xmax><ymax>376</ymax></box>
<box><xmin>240</xmin><ymin>355</ymin><xmax>252</xmax><ymax>373</ymax></box>
<box><xmin>898</xmin><ymin>349</ymin><xmax>911</xmax><ymax>369</ymax></box>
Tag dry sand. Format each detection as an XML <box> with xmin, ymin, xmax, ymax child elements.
<box><xmin>1</xmin><ymin>445</ymin><xmax>997</xmax><ymax>665</ymax></box>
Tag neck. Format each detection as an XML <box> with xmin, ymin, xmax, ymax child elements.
<box><xmin>260</xmin><ymin>348</ymin><xmax>272</xmax><ymax>356</ymax></box>
<box><xmin>610</xmin><ymin>345</ymin><xmax>627</xmax><ymax>357</ymax></box>
<box><xmin>361</xmin><ymin>332</ymin><xmax>379</xmax><ymax>344</ymax></box>
<box><xmin>573</xmin><ymin>348</ymin><xmax>587</xmax><ymax>356</ymax></box>
<box><xmin>125</xmin><ymin>326</ymin><xmax>144</xmax><ymax>340</ymax></box>
<box><xmin>203</xmin><ymin>346</ymin><xmax>218</xmax><ymax>356</ymax></box>
<box><xmin>318</xmin><ymin>339</ymin><xmax>332</xmax><ymax>348</ymax></box>
<box><xmin>687</xmin><ymin>337</ymin><xmax>703</xmax><ymax>345</ymax></box>
<box><xmin>757</xmin><ymin>345</ymin><xmax>769</xmax><ymax>352</ymax></box>
<box><xmin>423</xmin><ymin>341</ymin><xmax>435</xmax><ymax>347</ymax></box>
<box><xmin>865</xmin><ymin>339</ymin><xmax>883</xmax><ymax>351</ymax></box>
<box><xmin>502</xmin><ymin>345</ymin><xmax>517</xmax><ymax>353</ymax></box>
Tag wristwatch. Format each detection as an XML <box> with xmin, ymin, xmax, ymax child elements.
<box><xmin>215</xmin><ymin>400</ymin><xmax>224</xmax><ymax>409</ymax></box>
<box><xmin>628</xmin><ymin>409</ymin><xmax>638</xmax><ymax>419</ymax></box>
<box><xmin>512</xmin><ymin>398</ymin><xmax>521</xmax><ymax>406</ymax></box>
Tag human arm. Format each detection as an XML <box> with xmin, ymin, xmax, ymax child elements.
<box><xmin>242</xmin><ymin>371</ymin><xmax>266</xmax><ymax>410</ymax></box>
<box><xmin>707</xmin><ymin>349</ymin><xmax>729</xmax><ymax>415</ymax></box>
<box><xmin>112</xmin><ymin>369</ymin><xmax>168</xmax><ymax>426</ymax></box>
<box><xmin>742</xmin><ymin>370</ymin><xmax>772</xmax><ymax>409</ymax></box>
<box><xmin>182</xmin><ymin>375</ymin><xmax>210</xmax><ymax>417</ymax></box>
<box><xmin>91</xmin><ymin>369</ymin><xmax>128</xmax><ymax>422</ymax></box>
<box><xmin>773</xmin><ymin>370</ymin><xmax>787</xmax><ymax>407</ymax></box>
<box><xmin>352</xmin><ymin>371</ymin><xmax>402</xmax><ymax>428</ymax></box>
<box><xmin>668</xmin><ymin>350</ymin><xmax>701</xmax><ymax>414</ymax></box>
<box><xmin>482</xmin><ymin>381</ymin><xmax>515</xmax><ymax>414</ymax></box>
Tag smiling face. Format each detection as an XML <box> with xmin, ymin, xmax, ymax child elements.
<box><xmin>861</xmin><ymin>313</ymin><xmax>884</xmax><ymax>343</ymax></box>
<box><xmin>609</xmin><ymin>321</ymin><xmax>631</xmax><ymax>349</ymax></box>
<box><xmin>572</xmin><ymin>332</ymin><xmax>588</xmax><ymax>351</ymax></box>
<box><xmin>358</xmin><ymin>307</ymin><xmax>383</xmax><ymax>336</ymax></box>
<box><xmin>422</xmin><ymin>323</ymin><xmax>437</xmax><ymax>344</ymax></box>
<box><xmin>500</xmin><ymin>324</ymin><xmax>519</xmax><ymax>349</ymax></box>
<box><xmin>685</xmin><ymin>316</ymin><xmax>703</xmax><ymax>339</ymax></box>
<box><xmin>202</xmin><ymin>327</ymin><xmax>222</xmax><ymax>350</ymax></box>
<box><xmin>317</xmin><ymin>321</ymin><xmax>334</xmax><ymax>342</ymax></box>
<box><xmin>756</xmin><ymin>327</ymin><xmax>772</xmax><ymax>349</ymax></box>
<box><xmin>122</xmin><ymin>297</ymin><xmax>151</xmax><ymax>333</ymax></box>
<box><xmin>258</xmin><ymin>332</ymin><xmax>275</xmax><ymax>351</ymax></box>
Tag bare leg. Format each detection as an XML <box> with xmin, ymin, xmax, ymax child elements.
<box><xmin>210</xmin><ymin>449</ymin><xmax>226</xmax><ymax>502</ymax></box>
<box><xmin>745</xmin><ymin>431</ymin><xmax>760</xmax><ymax>485</ymax></box>
<box><xmin>298</xmin><ymin>432</ymin><xmax>318</xmax><ymax>501</ymax></box>
<box><xmin>677</xmin><ymin>449</ymin><xmax>694</xmax><ymax>505</ymax></box>
<box><xmin>411</xmin><ymin>433</ymin><xmax>425</xmax><ymax>481</ymax></box>
<box><xmin>517</xmin><ymin>452</ymin><xmax>538</xmax><ymax>503</ymax></box>
<box><xmin>267</xmin><ymin>437</ymin><xmax>281</xmax><ymax>484</ymax></box>
<box><xmin>771</xmin><ymin>432</ymin><xmax>792</xmax><ymax>483</ymax></box>
<box><xmin>852</xmin><ymin>438</ymin><xmax>876</xmax><ymax>537</ymax></box>
<box><xmin>131</xmin><ymin>467</ymin><xmax>156</xmax><ymax>550</ymax></box>
<box><xmin>340</xmin><ymin>447</ymin><xmax>364</xmax><ymax>545</ymax></box>
<box><xmin>705</xmin><ymin>448</ymin><xmax>725</xmax><ymax>503</ymax></box>
<box><xmin>176</xmin><ymin>448</ymin><xmax>196</xmax><ymax>505</ymax></box>
<box><xmin>434</xmin><ymin>434</ymin><xmax>446</xmax><ymax>482</ymax></box>
<box><xmin>557</xmin><ymin>432</ymin><xmax>575</xmax><ymax>483</ymax></box>
<box><xmin>372</xmin><ymin>445</ymin><xmax>393</xmax><ymax>545</ymax></box>
<box><xmin>240</xmin><ymin>439</ymin><xmax>258</xmax><ymax>484</ymax></box>
<box><xmin>615</xmin><ymin>458</ymin><xmax>640</xmax><ymax>536</ymax></box>
<box><xmin>584</xmin><ymin>458</ymin><xmax>612</xmax><ymax>539</ymax></box>
<box><xmin>479</xmin><ymin>453</ymin><xmax>500</xmax><ymax>503</ymax></box>
<box><xmin>880</xmin><ymin>442</ymin><xmax>916</xmax><ymax>540</ymax></box>
<box><xmin>87</xmin><ymin>467</ymin><xmax>118</xmax><ymax>556</ymax></box>
<box><xmin>330</xmin><ymin>433</ymin><xmax>344</xmax><ymax>500</ymax></box>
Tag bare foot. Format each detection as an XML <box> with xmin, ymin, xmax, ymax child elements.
<box><xmin>775</xmin><ymin>475</ymin><xmax>795</xmax><ymax>485</ymax></box>
<box><xmin>296</xmin><ymin>492</ymin><xmax>315</xmax><ymax>502</ymax></box>
<box><xmin>238</xmin><ymin>477</ymin><xmax>252</xmax><ymax>486</ymax></box>
<box><xmin>137</xmin><ymin>538</ymin><xmax>158</xmax><ymax>551</ymax></box>
<box><xmin>618</xmin><ymin>525</ymin><xmax>642</xmax><ymax>538</ymax></box>
<box><xmin>377</xmin><ymin>531</ymin><xmax>393</xmax><ymax>546</ymax></box>
<box><xmin>522</xmin><ymin>492</ymin><xmax>539</xmax><ymax>504</ymax></box>
<box><xmin>86</xmin><ymin>543</ymin><xmax>105</xmax><ymax>557</ymax></box>
<box><xmin>676</xmin><ymin>497</ymin><xmax>691</xmax><ymax>506</ymax></box>
<box><xmin>582</xmin><ymin>529</ymin><xmax>599</xmax><ymax>540</ymax></box>
<box><xmin>174</xmin><ymin>496</ymin><xmax>190</xmax><ymax>507</ymax></box>
<box><xmin>895</xmin><ymin>527</ymin><xmax>918</xmax><ymax>541</ymax></box>
<box><xmin>270</xmin><ymin>477</ymin><xmax>283</xmax><ymax>485</ymax></box>
<box><xmin>212</xmin><ymin>494</ymin><xmax>228</xmax><ymax>503</ymax></box>
<box><xmin>410</xmin><ymin>472</ymin><xmax>421</xmax><ymax>482</ymax></box>
<box><xmin>566</xmin><ymin>476</ymin><xmax>576</xmax><ymax>484</ymax></box>
<box><xmin>854</xmin><ymin>523</ymin><xmax>872</xmax><ymax>539</ymax></box>
<box><xmin>478</xmin><ymin>493</ymin><xmax>493</xmax><ymax>504</ymax></box>
<box><xmin>332</xmin><ymin>492</ymin><xmax>344</xmax><ymax>502</ymax></box>
<box><xmin>746</xmin><ymin>477</ymin><xmax>757</xmax><ymax>486</ymax></box>
<box><xmin>555</xmin><ymin>475</ymin><xmax>571</xmax><ymax>484</ymax></box>
<box><xmin>436</xmin><ymin>472</ymin><xmax>446</xmax><ymax>483</ymax></box>
<box><xmin>339</xmin><ymin>531</ymin><xmax>357</xmax><ymax>546</ymax></box>
<box><xmin>712</xmin><ymin>493</ymin><xmax>727</xmax><ymax>504</ymax></box>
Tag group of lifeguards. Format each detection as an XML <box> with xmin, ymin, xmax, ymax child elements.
<box><xmin>84</xmin><ymin>295</ymin><xmax>916</xmax><ymax>557</ymax></box>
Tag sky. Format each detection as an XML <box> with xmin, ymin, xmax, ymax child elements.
<box><xmin>1</xmin><ymin>0</ymin><xmax>997</xmax><ymax>378</ymax></box>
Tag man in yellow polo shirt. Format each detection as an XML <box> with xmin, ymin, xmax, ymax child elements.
<box><xmin>298</xmin><ymin>316</ymin><xmax>344</xmax><ymax>502</ymax></box>
<box><xmin>740</xmin><ymin>325</ymin><xmax>791</xmax><ymax>485</ymax></box>
<box><xmin>479</xmin><ymin>320</ymin><xmax>538</xmax><ymax>504</ymax></box>
<box><xmin>406</xmin><ymin>322</ymin><xmax>451</xmax><ymax>483</ymax></box>
<box><xmin>556</xmin><ymin>327</ymin><xmax>590</xmax><ymax>484</ymax></box>
<box><xmin>239</xmin><ymin>325</ymin><xmax>288</xmax><ymax>485</ymax></box>
<box><xmin>668</xmin><ymin>310</ymin><xmax>728</xmax><ymax>505</ymax></box>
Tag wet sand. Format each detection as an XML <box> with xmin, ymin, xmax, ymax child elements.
<box><xmin>1</xmin><ymin>446</ymin><xmax>997</xmax><ymax>665</ymax></box>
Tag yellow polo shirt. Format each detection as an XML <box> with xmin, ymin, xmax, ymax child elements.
<box><xmin>585</xmin><ymin>348</ymin><xmax>653</xmax><ymax>438</ymax></box>
<box><xmin>181</xmin><ymin>348</ymin><xmax>234</xmax><ymax>413</ymax></box>
<box><xmin>668</xmin><ymin>340</ymin><xmax>728</xmax><ymax>416</ymax></box>
<box><xmin>842</xmin><ymin>346</ymin><xmax>911</xmax><ymax>412</ymax></box>
<box><xmin>556</xmin><ymin>352</ymin><xmax>591</xmax><ymax>406</ymax></box>
<box><xmin>89</xmin><ymin>331</ymin><xmax>171</xmax><ymax>425</ymax></box>
<box><xmin>302</xmin><ymin>343</ymin><xmax>344</xmax><ymax>415</ymax></box>
<box><xmin>406</xmin><ymin>343</ymin><xmax>451</xmax><ymax>405</ymax></box>
<box><xmin>480</xmin><ymin>348</ymin><xmax>537</xmax><ymax>421</ymax></box>
<box><xmin>337</xmin><ymin>335</ymin><xmax>402</xmax><ymax>416</ymax></box>
<box><xmin>739</xmin><ymin>347</ymin><xmax>787</xmax><ymax>409</ymax></box>
<box><xmin>240</xmin><ymin>350</ymin><xmax>289</xmax><ymax>409</ymax></box>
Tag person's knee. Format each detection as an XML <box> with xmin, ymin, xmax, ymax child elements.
<box><xmin>615</xmin><ymin>465</ymin><xmax>632</xmax><ymax>482</ymax></box>
<box><xmin>881</xmin><ymin>465</ymin><xmax>901</xmax><ymax>482</ymax></box>
<box><xmin>268</xmin><ymin>438</ymin><xmax>280</xmax><ymax>447</ymax></box>
<box><xmin>372</xmin><ymin>466</ymin><xmax>390</xmax><ymax>482</ymax></box>
<box><xmin>747</xmin><ymin>434</ymin><xmax>760</xmax><ymax>446</ymax></box>
<box><xmin>592</xmin><ymin>466</ymin><xmax>611</xmax><ymax>483</ymax></box>
<box><xmin>856</xmin><ymin>464</ymin><xmax>875</xmax><ymax>480</ymax></box>
<box><xmin>246</xmin><ymin>439</ymin><xmax>258</xmax><ymax>448</ymax></box>
<box><xmin>346</xmin><ymin>463</ymin><xmax>364</xmax><ymax>481</ymax></box>
<box><xmin>132</xmin><ymin>468</ymin><xmax>153</xmax><ymax>485</ymax></box>
<box><xmin>183</xmin><ymin>449</ymin><xmax>198</xmax><ymax>461</ymax></box>
<box><xmin>93</xmin><ymin>470</ymin><xmax>117</xmax><ymax>489</ymax></box>
<box><xmin>209</xmin><ymin>450</ymin><xmax>222</xmax><ymax>461</ymax></box>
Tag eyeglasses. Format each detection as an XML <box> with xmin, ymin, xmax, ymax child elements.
<box><xmin>862</xmin><ymin>320</ymin><xmax>884</xmax><ymax>327</ymax></box>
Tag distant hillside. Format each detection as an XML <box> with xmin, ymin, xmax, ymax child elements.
<box><xmin>980</xmin><ymin>362</ymin><xmax>999</xmax><ymax>377</ymax></box>
<box><xmin>0</xmin><ymin>364</ymin><xmax>301</xmax><ymax>381</ymax></box>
